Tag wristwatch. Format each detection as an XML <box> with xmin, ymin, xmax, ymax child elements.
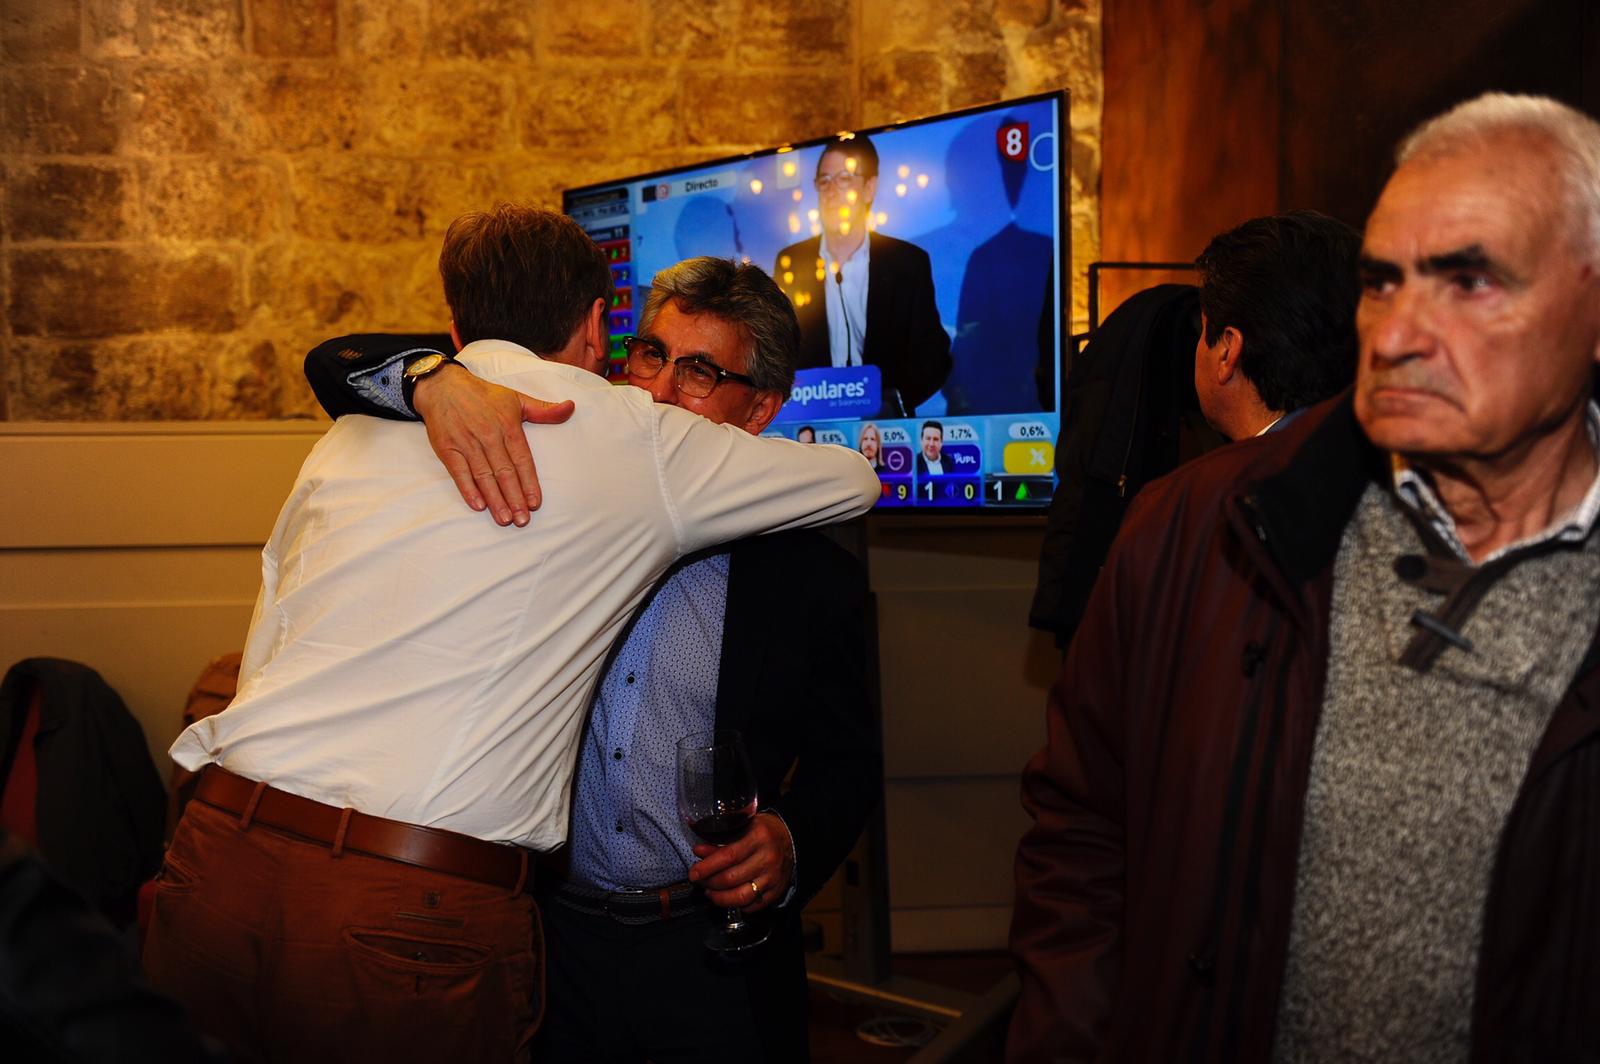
<box><xmin>401</xmin><ymin>352</ymin><xmax>458</xmax><ymax>413</ymax></box>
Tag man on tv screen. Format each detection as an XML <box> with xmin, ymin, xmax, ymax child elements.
<box><xmin>773</xmin><ymin>133</ymin><xmax>952</xmax><ymax>417</ymax></box>
<box><xmin>916</xmin><ymin>419</ymin><xmax>945</xmax><ymax>475</ymax></box>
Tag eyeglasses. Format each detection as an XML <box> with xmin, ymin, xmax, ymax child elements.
<box><xmin>814</xmin><ymin>170</ymin><xmax>872</xmax><ymax>194</ymax></box>
<box><xmin>623</xmin><ymin>336</ymin><xmax>758</xmax><ymax>398</ymax></box>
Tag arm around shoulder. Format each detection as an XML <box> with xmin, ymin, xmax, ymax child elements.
<box><xmin>655</xmin><ymin>408</ymin><xmax>880</xmax><ymax>554</ymax></box>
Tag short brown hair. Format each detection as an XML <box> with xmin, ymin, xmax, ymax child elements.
<box><xmin>438</xmin><ymin>204</ymin><xmax>613</xmax><ymax>353</ymax></box>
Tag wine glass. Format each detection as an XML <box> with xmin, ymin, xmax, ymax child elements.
<box><xmin>676</xmin><ymin>728</ymin><xmax>770</xmax><ymax>952</ymax></box>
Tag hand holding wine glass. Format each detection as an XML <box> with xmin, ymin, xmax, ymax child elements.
<box><xmin>676</xmin><ymin>728</ymin><xmax>771</xmax><ymax>952</ymax></box>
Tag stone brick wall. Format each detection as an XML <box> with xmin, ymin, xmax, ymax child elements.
<box><xmin>1</xmin><ymin>0</ymin><xmax>1101</xmax><ymax>421</ymax></box>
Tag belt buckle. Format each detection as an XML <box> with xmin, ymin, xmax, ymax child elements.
<box><xmin>602</xmin><ymin>888</ymin><xmax>649</xmax><ymax>922</ymax></box>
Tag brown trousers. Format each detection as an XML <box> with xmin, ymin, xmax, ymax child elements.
<box><xmin>144</xmin><ymin>800</ymin><xmax>543</xmax><ymax>1063</ymax></box>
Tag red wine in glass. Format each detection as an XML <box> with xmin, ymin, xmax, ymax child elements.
<box><xmin>676</xmin><ymin>729</ymin><xmax>770</xmax><ymax>952</ymax></box>
<box><xmin>689</xmin><ymin>808</ymin><xmax>756</xmax><ymax>845</ymax></box>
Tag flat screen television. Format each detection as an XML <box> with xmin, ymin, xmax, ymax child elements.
<box><xmin>562</xmin><ymin>91</ymin><xmax>1068</xmax><ymax>514</ymax></box>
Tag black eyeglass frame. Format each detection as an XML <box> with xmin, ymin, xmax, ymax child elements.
<box><xmin>622</xmin><ymin>335</ymin><xmax>760</xmax><ymax>397</ymax></box>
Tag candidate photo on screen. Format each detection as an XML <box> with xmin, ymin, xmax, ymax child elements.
<box><xmin>773</xmin><ymin>133</ymin><xmax>952</xmax><ymax>419</ymax></box>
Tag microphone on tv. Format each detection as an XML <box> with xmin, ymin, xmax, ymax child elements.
<box><xmin>833</xmin><ymin>267</ymin><xmax>858</xmax><ymax>367</ymax></box>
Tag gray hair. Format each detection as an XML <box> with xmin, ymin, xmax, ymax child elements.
<box><xmin>637</xmin><ymin>257</ymin><xmax>802</xmax><ymax>398</ymax></box>
<box><xmin>1397</xmin><ymin>93</ymin><xmax>1600</xmax><ymax>258</ymax></box>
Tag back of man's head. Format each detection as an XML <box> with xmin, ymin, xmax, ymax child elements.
<box><xmin>439</xmin><ymin>204</ymin><xmax>614</xmax><ymax>354</ymax></box>
<box><xmin>638</xmin><ymin>257</ymin><xmax>802</xmax><ymax>398</ymax></box>
<box><xmin>1195</xmin><ymin>210</ymin><xmax>1362</xmax><ymax>414</ymax></box>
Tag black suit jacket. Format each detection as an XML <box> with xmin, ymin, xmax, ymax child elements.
<box><xmin>714</xmin><ymin>530</ymin><xmax>879</xmax><ymax>908</ymax></box>
<box><xmin>774</xmin><ymin>232</ymin><xmax>952</xmax><ymax>414</ymax></box>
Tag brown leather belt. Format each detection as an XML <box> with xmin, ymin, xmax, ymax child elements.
<box><xmin>193</xmin><ymin>765</ymin><xmax>533</xmax><ymax>894</ymax></box>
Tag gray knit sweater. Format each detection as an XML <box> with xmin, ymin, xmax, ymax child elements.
<box><xmin>1272</xmin><ymin>482</ymin><xmax>1600</xmax><ymax>1062</ymax></box>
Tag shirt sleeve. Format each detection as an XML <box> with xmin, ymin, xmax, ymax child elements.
<box><xmin>649</xmin><ymin>406</ymin><xmax>881</xmax><ymax>554</ymax></box>
<box><xmin>303</xmin><ymin>333</ymin><xmax>454</xmax><ymax>420</ymax></box>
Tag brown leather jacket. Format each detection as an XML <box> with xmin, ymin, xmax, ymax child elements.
<box><xmin>1008</xmin><ymin>394</ymin><xmax>1600</xmax><ymax>1063</ymax></box>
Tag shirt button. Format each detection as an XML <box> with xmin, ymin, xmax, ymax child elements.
<box><xmin>614</xmin><ymin>820</ymin><xmax>625</xmax><ymax>832</ymax></box>
<box><xmin>626</xmin><ymin>673</ymin><xmax>636</xmax><ymax>684</ymax></box>
<box><xmin>613</xmin><ymin>749</ymin><xmax>623</xmax><ymax>761</ymax></box>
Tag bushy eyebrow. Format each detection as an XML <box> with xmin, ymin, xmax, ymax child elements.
<box><xmin>1419</xmin><ymin>245</ymin><xmax>1493</xmax><ymax>274</ymax></box>
<box><xmin>1358</xmin><ymin>244</ymin><xmax>1516</xmax><ymax>284</ymax></box>
<box><xmin>1357</xmin><ymin>254</ymin><xmax>1402</xmax><ymax>283</ymax></box>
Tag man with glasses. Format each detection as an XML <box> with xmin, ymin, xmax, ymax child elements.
<box><xmin>303</xmin><ymin>255</ymin><xmax>883</xmax><ymax>1062</ymax></box>
<box><xmin>772</xmin><ymin>132</ymin><xmax>952</xmax><ymax>417</ymax></box>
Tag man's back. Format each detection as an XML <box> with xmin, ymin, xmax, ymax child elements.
<box><xmin>171</xmin><ymin>339</ymin><xmax>876</xmax><ymax>850</ymax></box>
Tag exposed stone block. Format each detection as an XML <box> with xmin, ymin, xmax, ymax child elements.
<box><xmin>996</xmin><ymin>0</ymin><xmax>1052</xmax><ymax>28</ymax></box>
<box><xmin>241</xmin><ymin>65</ymin><xmax>360</xmax><ymax>151</ymax></box>
<box><xmin>5</xmin><ymin>162</ymin><xmax>137</xmax><ymax>242</ymax></box>
<box><xmin>647</xmin><ymin>0</ymin><xmax>738</xmax><ymax>59</ymax></box>
<box><xmin>861</xmin><ymin>52</ymin><xmax>944</xmax><ymax>126</ymax></box>
<box><xmin>860</xmin><ymin>0</ymin><xmax>1003</xmax><ymax>57</ymax></box>
<box><xmin>141</xmin><ymin>158</ymin><xmax>287</xmax><ymax>241</ymax></box>
<box><xmin>519</xmin><ymin>66</ymin><xmax>678</xmax><ymax>152</ymax></box>
<box><xmin>147</xmin><ymin>0</ymin><xmax>244</xmax><ymax>58</ymax></box>
<box><xmin>250</xmin><ymin>0</ymin><xmax>336</xmax><ymax>58</ymax></box>
<box><xmin>249</xmin><ymin>239</ymin><xmax>444</xmax><ymax>334</ymax></box>
<box><xmin>360</xmin><ymin>68</ymin><xmax>514</xmax><ymax>155</ymax></box>
<box><xmin>410</xmin><ymin>158</ymin><xmax>562</xmax><ymax>239</ymax></box>
<box><xmin>342</xmin><ymin>0</ymin><xmax>427</xmax><ymax>57</ymax></box>
<box><xmin>9</xmin><ymin>337</ymin><xmax>216</xmax><ymax>419</ymax></box>
<box><xmin>127</xmin><ymin>65</ymin><xmax>244</xmax><ymax>154</ymax></box>
<box><xmin>738</xmin><ymin>0</ymin><xmax>853</xmax><ymax>66</ymax></box>
<box><xmin>3</xmin><ymin>0</ymin><xmax>82</xmax><ymax>62</ymax></box>
<box><xmin>1018</xmin><ymin>16</ymin><xmax>1099</xmax><ymax>100</ymax></box>
<box><xmin>433</xmin><ymin>0</ymin><xmax>536</xmax><ymax>60</ymax></box>
<box><xmin>9</xmin><ymin>247</ymin><xmax>242</xmax><ymax>339</ymax></box>
<box><xmin>680</xmin><ymin>71</ymin><xmax>851</xmax><ymax>148</ymax></box>
<box><xmin>539</xmin><ymin>1</ymin><xmax>644</xmax><ymax>59</ymax></box>
<box><xmin>1</xmin><ymin>66</ymin><xmax>123</xmax><ymax>155</ymax></box>
<box><xmin>250</xmin><ymin>241</ymin><xmax>378</xmax><ymax>328</ymax></box>
<box><xmin>211</xmin><ymin>338</ymin><xmax>284</xmax><ymax>418</ymax></box>
<box><xmin>86</xmin><ymin>0</ymin><xmax>139</xmax><ymax>59</ymax></box>
<box><xmin>289</xmin><ymin>155</ymin><xmax>426</xmax><ymax>243</ymax></box>
<box><xmin>949</xmin><ymin>49</ymin><xmax>1009</xmax><ymax>109</ymax></box>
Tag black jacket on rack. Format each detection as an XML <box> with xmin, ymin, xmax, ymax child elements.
<box><xmin>1028</xmin><ymin>285</ymin><xmax>1228</xmax><ymax>649</ymax></box>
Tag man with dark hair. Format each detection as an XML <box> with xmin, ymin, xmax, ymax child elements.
<box><xmin>300</xmin><ymin>253</ymin><xmax>883</xmax><ymax>1062</ymax></box>
<box><xmin>1010</xmin><ymin>94</ymin><xmax>1600</xmax><ymax>1061</ymax></box>
<box><xmin>1193</xmin><ymin>210</ymin><xmax>1362</xmax><ymax>439</ymax></box>
<box><xmin>916</xmin><ymin>419</ymin><xmax>945</xmax><ymax>475</ymax></box>
<box><xmin>772</xmin><ymin>132</ymin><xmax>952</xmax><ymax>416</ymax></box>
<box><xmin>146</xmin><ymin>210</ymin><xmax>878</xmax><ymax>1062</ymax></box>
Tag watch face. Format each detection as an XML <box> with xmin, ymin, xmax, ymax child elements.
<box><xmin>406</xmin><ymin>353</ymin><xmax>446</xmax><ymax>379</ymax></box>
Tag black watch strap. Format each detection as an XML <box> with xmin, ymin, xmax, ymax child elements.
<box><xmin>401</xmin><ymin>352</ymin><xmax>457</xmax><ymax>414</ymax></box>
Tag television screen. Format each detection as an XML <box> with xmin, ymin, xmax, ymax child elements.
<box><xmin>563</xmin><ymin>92</ymin><xmax>1067</xmax><ymax>514</ymax></box>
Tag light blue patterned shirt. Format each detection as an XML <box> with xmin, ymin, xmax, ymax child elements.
<box><xmin>568</xmin><ymin>553</ymin><xmax>731</xmax><ymax>891</ymax></box>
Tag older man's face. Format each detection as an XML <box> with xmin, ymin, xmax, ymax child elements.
<box><xmin>630</xmin><ymin>299</ymin><xmax>782</xmax><ymax>434</ymax></box>
<box><xmin>1355</xmin><ymin>135</ymin><xmax>1600</xmax><ymax>469</ymax></box>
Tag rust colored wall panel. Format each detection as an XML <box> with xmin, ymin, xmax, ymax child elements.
<box><xmin>1100</xmin><ymin>0</ymin><xmax>1594</xmax><ymax>321</ymax></box>
<box><xmin>1281</xmin><ymin>0</ymin><xmax>1586</xmax><ymax>229</ymax></box>
<box><xmin>1101</xmin><ymin>0</ymin><xmax>1280</xmax><ymax>315</ymax></box>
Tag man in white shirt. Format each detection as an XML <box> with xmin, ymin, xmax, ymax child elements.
<box><xmin>143</xmin><ymin>206</ymin><xmax>878</xmax><ymax>1063</ymax></box>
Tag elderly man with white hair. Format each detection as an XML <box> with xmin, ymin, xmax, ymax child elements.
<box><xmin>1009</xmin><ymin>92</ymin><xmax>1600</xmax><ymax>1063</ymax></box>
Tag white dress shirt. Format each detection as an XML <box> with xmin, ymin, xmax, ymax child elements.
<box><xmin>824</xmin><ymin>234</ymin><xmax>869</xmax><ymax>367</ymax></box>
<box><xmin>170</xmin><ymin>340</ymin><xmax>879</xmax><ymax>850</ymax></box>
